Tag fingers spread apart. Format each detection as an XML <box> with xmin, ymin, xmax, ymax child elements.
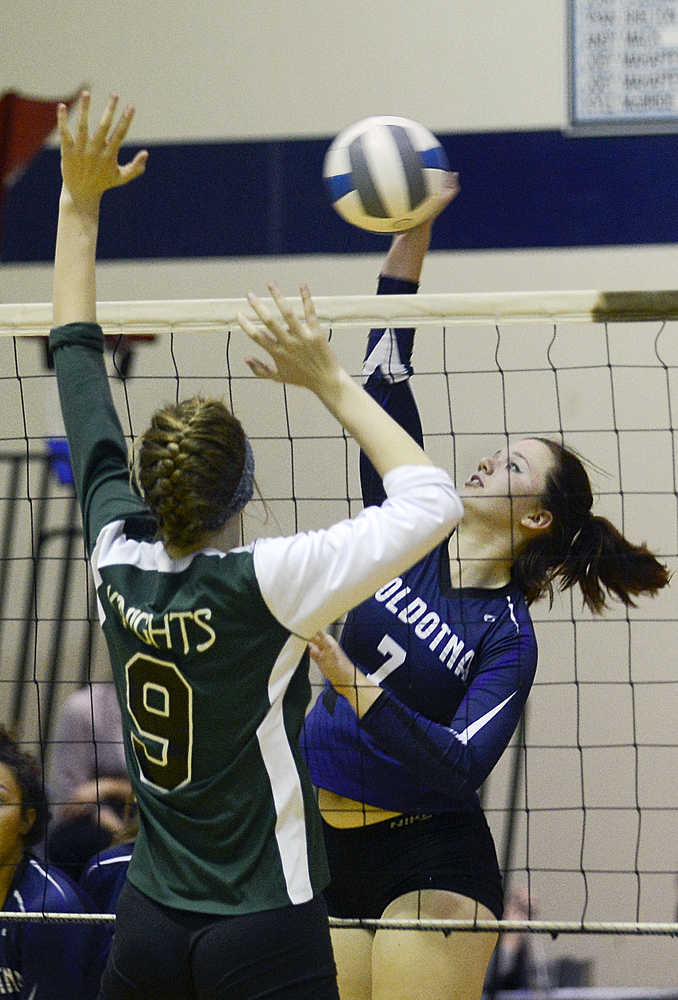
<box><xmin>237</xmin><ymin>284</ymin><xmax>323</xmax><ymax>385</ymax></box>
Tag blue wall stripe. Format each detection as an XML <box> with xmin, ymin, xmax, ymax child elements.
<box><xmin>3</xmin><ymin>128</ymin><xmax>678</xmax><ymax>262</ymax></box>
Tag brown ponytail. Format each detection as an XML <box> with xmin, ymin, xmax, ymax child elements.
<box><xmin>512</xmin><ymin>439</ymin><xmax>671</xmax><ymax>613</ymax></box>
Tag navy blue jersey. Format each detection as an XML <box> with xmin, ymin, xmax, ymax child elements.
<box><xmin>0</xmin><ymin>855</ymin><xmax>101</xmax><ymax>999</ymax></box>
<box><xmin>80</xmin><ymin>842</ymin><xmax>134</xmax><ymax>984</ymax></box>
<box><xmin>302</xmin><ymin>275</ymin><xmax>538</xmax><ymax>814</ymax></box>
<box><xmin>80</xmin><ymin>842</ymin><xmax>133</xmax><ymax>916</ymax></box>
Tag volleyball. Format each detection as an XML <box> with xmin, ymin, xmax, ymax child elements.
<box><xmin>322</xmin><ymin>115</ymin><xmax>450</xmax><ymax>233</ymax></box>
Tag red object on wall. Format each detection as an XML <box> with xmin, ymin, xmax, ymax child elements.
<box><xmin>0</xmin><ymin>88</ymin><xmax>79</xmax><ymax>226</ymax></box>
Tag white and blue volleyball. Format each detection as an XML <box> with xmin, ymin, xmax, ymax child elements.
<box><xmin>323</xmin><ymin>116</ymin><xmax>450</xmax><ymax>233</ymax></box>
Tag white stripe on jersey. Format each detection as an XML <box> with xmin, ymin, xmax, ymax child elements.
<box><xmin>28</xmin><ymin>859</ymin><xmax>68</xmax><ymax>903</ymax></box>
<box><xmin>93</xmin><ymin>853</ymin><xmax>132</xmax><ymax>866</ymax></box>
<box><xmin>83</xmin><ymin>853</ymin><xmax>133</xmax><ymax>879</ymax></box>
<box><xmin>90</xmin><ymin>519</ymin><xmax>252</xmax><ymax>625</ymax></box>
<box><xmin>450</xmin><ymin>691</ymin><xmax>517</xmax><ymax>746</ymax></box>
<box><xmin>256</xmin><ymin>633</ymin><xmax>313</xmax><ymax>905</ymax></box>
<box><xmin>94</xmin><ymin>520</ymin><xmax>251</xmax><ymax>576</ymax></box>
<box><xmin>362</xmin><ymin>329</ymin><xmax>410</xmax><ymax>383</ymax></box>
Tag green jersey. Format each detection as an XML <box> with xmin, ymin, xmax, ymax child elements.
<box><xmin>50</xmin><ymin>322</ymin><xmax>461</xmax><ymax>916</ymax></box>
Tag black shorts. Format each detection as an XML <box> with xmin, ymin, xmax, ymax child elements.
<box><xmin>322</xmin><ymin>806</ymin><xmax>503</xmax><ymax>921</ymax></box>
<box><xmin>98</xmin><ymin>881</ymin><xmax>339</xmax><ymax>1000</ymax></box>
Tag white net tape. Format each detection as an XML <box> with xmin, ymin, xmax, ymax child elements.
<box><xmin>0</xmin><ymin>913</ymin><xmax>676</xmax><ymax>936</ymax></box>
<box><xmin>3</xmin><ymin>288</ymin><xmax>678</xmax><ymax>335</ymax></box>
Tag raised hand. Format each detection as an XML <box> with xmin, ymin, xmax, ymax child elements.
<box><xmin>58</xmin><ymin>91</ymin><xmax>148</xmax><ymax>213</ymax></box>
<box><xmin>426</xmin><ymin>169</ymin><xmax>461</xmax><ymax>221</ymax></box>
<box><xmin>53</xmin><ymin>90</ymin><xmax>148</xmax><ymax>324</ymax></box>
<box><xmin>237</xmin><ymin>283</ymin><xmax>342</xmax><ymax>394</ymax></box>
<box><xmin>309</xmin><ymin>631</ymin><xmax>382</xmax><ymax>718</ymax></box>
<box><xmin>381</xmin><ymin>169</ymin><xmax>460</xmax><ymax>282</ymax></box>
<box><xmin>309</xmin><ymin>631</ymin><xmax>358</xmax><ymax>688</ymax></box>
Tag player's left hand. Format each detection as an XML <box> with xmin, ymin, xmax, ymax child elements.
<box><xmin>309</xmin><ymin>630</ymin><xmax>358</xmax><ymax>688</ymax></box>
<box><xmin>403</xmin><ymin>169</ymin><xmax>460</xmax><ymax>233</ymax></box>
<box><xmin>309</xmin><ymin>631</ymin><xmax>383</xmax><ymax>718</ymax></box>
<box><xmin>58</xmin><ymin>90</ymin><xmax>148</xmax><ymax>213</ymax></box>
<box><xmin>427</xmin><ymin>169</ymin><xmax>461</xmax><ymax>220</ymax></box>
<box><xmin>238</xmin><ymin>283</ymin><xmax>343</xmax><ymax>398</ymax></box>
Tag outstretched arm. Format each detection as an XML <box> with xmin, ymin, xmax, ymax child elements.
<box><xmin>239</xmin><ymin>283</ymin><xmax>450</xmax><ymax>481</ymax></box>
<box><xmin>359</xmin><ymin>171</ymin><xmax>461</xmax><ymax>507</ymax></box>
<box><xmin>50</xmin><ymin>92</ymin><xmax>151</xmax><ymax>551</ymax></box>
<box><xmin>237</xmin><ymin>180</ymin><xmax>461</xmax><ymax>489</ymax></box>
<box><xmin>237</xmin><ymin>285</ymin><xmax>465</xmax><ymax>637</ymax></box>
<box><xmin>53</xmin><ymin>91</ymin><xmax>148</xmax><ymax>326</ymax></box>
<box><xmin>380</xmin><ymin>171</ymin><xmax>460</xmax><ymax>283</ymax></box>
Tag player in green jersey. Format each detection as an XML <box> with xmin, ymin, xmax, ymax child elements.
<box><xmin>49</xmin><ymin>91</ymin><xmax>464</xmax><ymax>1000</ymax></box>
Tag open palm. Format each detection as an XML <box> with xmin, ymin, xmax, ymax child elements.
<box><xmin>58</xmin><ymin>91</ymin><xmax>148</xmax><ymax>212</ymax></box>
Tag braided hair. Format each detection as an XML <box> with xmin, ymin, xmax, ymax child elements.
<box><xmin>512</xmin><ymin>439</ymin><xmax>670</xmax><ymax>612</ymax></box>
<box><xmin>133</xmin><ymin>396</ymin><xmax>252</xmax><ymax>558</ymax></box>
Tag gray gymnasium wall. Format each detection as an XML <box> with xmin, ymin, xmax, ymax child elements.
<box><xmin>2</xmin><ymin>1</ymin><xmax>677</xmax><ymax>989</ymax></box>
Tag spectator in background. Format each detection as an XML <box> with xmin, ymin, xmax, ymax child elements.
<box><xmin>0</xmin><ymin>724</ymin><xmax>102</xmax><ymax>998</ymax></box>
<box><xmin>81</xmin><ymin>837</ymin><xmax>135</xmax><ymax>919</ymax></box>
<box><xmin>47</xmin><ymin>681</ymin><xmax>134</xmax><ymax>880</ymax></box>
<box><xmin>80</xmin><ymin>811</ymin><xmax>139</xmax><ymax>991</ymax></box>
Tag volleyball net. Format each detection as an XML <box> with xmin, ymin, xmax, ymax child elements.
<box><xmin>0</xmin><ymin>290</ymin><xmax>676</xmax><ymax>954</ymax></box>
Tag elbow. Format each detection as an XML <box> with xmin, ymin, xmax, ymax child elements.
<box><xmin>430</xmin><ymin>485</ymin><xmax>464</xmax><ymax>540</ymax></box>
<box><xmin>444</xmin><ymin>488</ymin><xmax>464</xmax><ymax>528</ymax></box>
<box><xmin>438</xmin><ymin>744</ymin><xmax>486</xmax><ymax>798</ymax></box>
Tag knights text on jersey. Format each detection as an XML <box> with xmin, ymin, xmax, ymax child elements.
<box><xmin>91</xmin><ymin>523</ymin><xmax>328</xmax><ymax>915</ymax></box>
<box><xmin>49</xmin><ymin>321</ymin><xmax>328</xmax><ymax>914</ymax></box>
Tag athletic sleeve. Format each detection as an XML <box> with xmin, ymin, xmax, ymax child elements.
<box><xmin>49</xmin><ymin>322</ymin><xmax>154</xmax><ymax>555</ymax></box>
<box><xmin>17</xmin><ymin>881</ymin><xmax>104</xmax><ymax>1000</ymax></box>
<box><xmin>358</xmin><ymin>623</ymin><xmax>537</xmax><ymax>797</ymax></box>
<box><xmin>253</xmin><ymin>464</ymin><xmax>463</xmax><ymax>639</ymax></box>
<box><xmin>19</xmin><ymin>923</ymin><xmax>99</xmax><ymax>1000</ymax></box>
<box><xmin>359</xmin><ymin>274</ymin><xmax>423</xmax><ymax>508</ymax></box>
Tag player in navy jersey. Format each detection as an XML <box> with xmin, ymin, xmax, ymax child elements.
<box><xmin>81</xmin><ymin>840</ymin><xmax>133</xmax><ymax>918</ymax></box>
<box><xmin>300</xmin><ymin>173</ymin><xmax>670</xmax><ymax>1000</ymax></box>
<box><xmin>0</xmin><ymin>726</ymin><xmax>101</xmax><ymax>999</ymax></box>
<box><xmin>48</xmin><ymin>92</ymin><xmax>463</xmax><ymax>1000</ymax></box>
<box><xmin>80</xmin><ymin>840</ymin><xmax>134</xmax><ymax>986</ymax></box>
